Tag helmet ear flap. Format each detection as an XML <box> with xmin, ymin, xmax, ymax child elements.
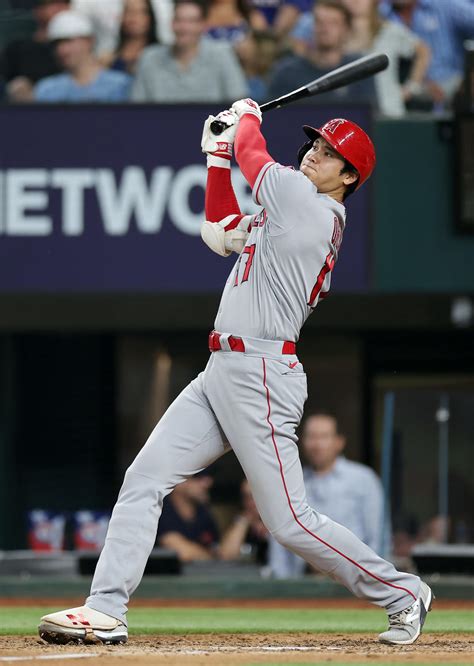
<box><xmin>297</xmin><ymin>139</ymin><xmax>313</xmax><ymax>166</ymax></box>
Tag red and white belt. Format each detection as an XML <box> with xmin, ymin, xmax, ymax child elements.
<box><xmin>208</xmin><ymin>330</ymin><xmax>296</xmax><ymax>355</ymax></box>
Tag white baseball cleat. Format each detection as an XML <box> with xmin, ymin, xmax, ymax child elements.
<box><xmin>38</xmin><ymin>605</ymin><xmax>128</xmax><ymax>645</ymax></box>
<box><xmin>378</xmin><ymin>581</ymin><xmax>433</xmax><ymax>645</ymax></box>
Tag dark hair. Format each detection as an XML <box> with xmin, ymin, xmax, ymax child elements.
<box><xmin>315</xmin><ymin>0</ymin><xmax>352</xmax><ymax>27</ymax></box>
<box><xmin>174</xmin><ymin>0</ymin><xmax>209</xmax><ymax>19</ymax></box>
<box><xmin>117</xmin><ymin>0</ymin><xmax>158</xmax><ymax>49</ymax></box>
<box><xmin>340</xmin><ymin>160</ymin><xmax>359</xmax><ymax>200</ymax></box>
<box><xmin>306</xmin><ymin>411</ymin><xmax>341</xmax><ymax>434</ymax></box>
<box><xmin>236</xmin><ymin>0</ymin><xmax>252</xmax><ymax>21</ymax></box>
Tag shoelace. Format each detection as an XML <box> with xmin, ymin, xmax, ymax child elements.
<box><xmin>388</xmin><ymin>605</ymin><xmax>415</xmax><ymax>626</ymax></box>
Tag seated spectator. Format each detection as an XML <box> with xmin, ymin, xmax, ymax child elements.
<box><xmin>157</xmin><ymin>471</ymin><xmax>219</xmax><ymax>562</ymax></box>
<box><xmin>73</xmin><ymin>0</ymin><xmax>174</xmax><ymax>49</ymax></box>
<box><xmin>219</xmin><ymin>479</ymin><xmax>268</xmax><ymax>563</ymax></box>
<box><xmin>268</xmin><ymin>0</ymin><xmax>376</xmax><ymax>105</ymax></box>
<box><xmin>235</xmin><ymin>29</ymin><xmax>279</xmax><ymax>101</ymax></box>
<box><xmin>206</xmin><ymin>0</ymin><xmax>267</xmax><ymax>43</ymax></box>
<box><xmin>131</xmin><ymin>0</ymin><xmax>248</xmax><ymax>103</ymax></box>
<box><xmin>343</xmin><ymin>0</ymin><xmax>431</xmax><ymax>117</ymax></box>
<box><xmin>269</xmin><ymin>412</ymin><xmax>388</xmax><ymax>579</ymax></box>
<box><xmin>380</xmin><ymin>0</ymin><xmax>474</xmax><ymax>110</ymax></box>
<box><xmin>35</xmin><ymin>10</ymin><xmax>131</xmax><ymax>102</ymax></box>
<box><xmin>1</xmin><ymin>0</ymin><xmax>71</xmax><ymax>102</ymax></box>
<box><xmin>72</xmin><ymin>0</ymin><xmax>125</xmax><ymax>55</ymax></box>
<box><xmin>101</xmin><ymin>0</ymin><xmax>158</xmax><ymax>75</ymax></box>
<box><xmin>251</xmin><ymin>0</ymin><xmax>313</xmax><ymax>38</ymax></box>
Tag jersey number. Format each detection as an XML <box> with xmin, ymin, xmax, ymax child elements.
<box><xmin>234</xmin><ymin>244</ymin><xmax>256</xmax><ymax>286</ymax></box>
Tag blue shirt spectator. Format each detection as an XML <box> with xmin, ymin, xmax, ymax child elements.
<box><xmin>380</xmin><ymin>0</ymin><xmax>474</xmax><ymax>100</ymax></box>
<box><xmin>34</xmin><ymin>9</ymin><xmax>131</xmax><ymax>103</ymax></box>
<box><xmin>35</xmin><ymin>69</ymin><xmax>130</xmax><ymax>101</ymax></box>
<box><xmin>268</xmin><ymin>413</ymin><xmax>389</xmax><ymax>579</ymax></box>
<box><xmin>269</xmin><ymin>456</ymin><xmax>388</xmax><ymax>578</ymax></box>
<box><xmin>252</xmin><ymin>0</ymin><xmax>312</xmax><ymax>24</ymax></box>
<box><xmin>268</xmin><ymin>0</ymin><xmax>376</xmax><ymax>106</ymax></box>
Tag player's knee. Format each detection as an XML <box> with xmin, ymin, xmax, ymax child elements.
<box><xmin>269</xmin><ymin>520</ymin><xmax>302</xmax><ymax>549</ymax></box>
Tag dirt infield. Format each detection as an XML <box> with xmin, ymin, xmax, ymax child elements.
<box><xmin>1</xmin><ymin>633</ymin><xmax>473</xmax><ymax>665</ymax></box>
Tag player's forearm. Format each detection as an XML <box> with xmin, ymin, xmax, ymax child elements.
<box><xmin>205</xmin><ymin>164</ymin><xmax>242</xmax><ymax>222</ymax></box>
<box><xmin>235</xmin><ymin>115</ymin><xmax>274</xmax><ymax>189</ymax></box>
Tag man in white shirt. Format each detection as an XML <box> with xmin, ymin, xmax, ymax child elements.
<box><xmin>270</xmin><ymin>411</ymin><xmax>389</xmax><ymax>578</ymax></box>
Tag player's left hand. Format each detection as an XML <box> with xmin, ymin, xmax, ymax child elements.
<box><xmin>231</xmin><ymin>98</ymin><xmax>262</xmax><ymax>124</ymax></box>
<box><xmin>201</xmin><ymin>109</ymin><xmax>239</xmax><ymax>160</ymax></box>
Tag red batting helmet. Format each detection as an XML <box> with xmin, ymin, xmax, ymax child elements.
<box><xmin>297</xmin><ymin>118</ymin><xmax>376</xmax><ymax>190</ymax></box>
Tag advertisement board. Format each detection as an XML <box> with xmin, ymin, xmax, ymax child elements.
<box><xmin>0</xmin><ymin>104</ymin><xmax>371</xmax><ymax>292</ymax></box>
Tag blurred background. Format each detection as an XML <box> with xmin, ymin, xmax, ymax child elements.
<box><xmin>0</xmin><ymin>0</ymin><xmax>473</xmax><ymax>597</ymax></box>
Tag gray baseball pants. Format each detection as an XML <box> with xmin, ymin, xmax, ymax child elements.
<box><xmin>86</xmin><ymin>335</ymin><xmax>420</xmax><ymax>625</ymax></box>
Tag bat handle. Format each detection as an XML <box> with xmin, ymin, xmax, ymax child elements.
<box><xmin>209</xmin><ymin>105</ymin><xmax>270</xmax><ymax>136</ymax></box>
<box><xmin>209</xmin><ymin>119</ymin><xmax>227</xmax><ymax>135</ymax></box>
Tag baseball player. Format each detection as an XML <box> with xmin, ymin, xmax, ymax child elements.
<box><xmin>39</xmin><ymin>99</ymin><xmax>433</xmax><ymax>646</ymax></box>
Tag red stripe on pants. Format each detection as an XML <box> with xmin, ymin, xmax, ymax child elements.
<box><xmin>261</xmin><ymin>357</ymin><xmax>416</xmax><ymax>604</ymax></box>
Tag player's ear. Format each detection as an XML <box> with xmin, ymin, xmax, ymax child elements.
<box><xmin>342</xmin><ymin>171</ymin><xmax>358</xmax><ymax>187</ymax></box>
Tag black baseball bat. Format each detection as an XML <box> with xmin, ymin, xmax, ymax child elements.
<box><xmin>210</xmin><ymin>53</ymin><xmax>389</xmax><ymax>135</ymax></box>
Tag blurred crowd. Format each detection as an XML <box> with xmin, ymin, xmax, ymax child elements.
<box><xmin>1</xmin><ymin>0</ymin><xmax>473</xmax><ymax>116</ymax></box>
<box><xmin>29</xmin><ymin>411</ymin><xmax>460</xmax><ymax>577</ymax></box>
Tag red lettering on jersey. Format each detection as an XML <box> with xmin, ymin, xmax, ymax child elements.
<box><xmin>324</xmin><ymin>119</ymin><xmax>345</xmax><ymax>134</ymax></box>
<box><xmin>252</xmin><ymin>210</ymin><xmax>267</xmax><ymax>227</ymax></box>
<box><xmin>331</xmin><ymin>216</ymin><xmax>343</xmax><ymax>254</ymax></box>
<box><xmin>308</xmin><ymin>252</ymin><xmax>335</xmax><ymax>307</ymax></box>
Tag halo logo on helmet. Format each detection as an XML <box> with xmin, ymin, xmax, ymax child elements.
<box><xmin>297</xmin><ymin>118</ymin><xmax>376</xmax><ymax>191</ymax></box>
<box><xmin>323</xmin><ymin>119</ymin><xmax>345</xmax><ymax>135</ymax></box>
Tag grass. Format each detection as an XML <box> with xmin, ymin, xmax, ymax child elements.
<box><xmin>0</xmin><ymin>606</ymin><xmax>472</xmax><ymax>636</ymax></box>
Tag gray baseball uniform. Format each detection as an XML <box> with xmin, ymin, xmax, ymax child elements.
<box><xmin>86</xmin><ymin>162</ymin><xmax>420</xmax><ymax>625</ymax></box>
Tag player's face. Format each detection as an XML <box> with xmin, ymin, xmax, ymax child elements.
<box><xmin>300</xmin><ymin>137</ymin><xmax>357</xmax><ymax>200</ymax></box>
<box><xmin>302</xmin><ymin>416</ymin><xmax>345</xmax><ymax>472</ymax></box>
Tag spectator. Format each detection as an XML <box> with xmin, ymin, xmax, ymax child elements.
<box><xmin>72</xmin><ymin>0</ymin><xmax>125</xmax><ymax>55</ymax></box>
<box><xmin>101</xmin><ymin>0</ymin><xmax>158</xmax><ymax>75</ymax></box>
<box><xmin>131</xmin><ymin>0</ymin><xmax>248</xmax><ymax>103</ymax></box>
<box><xmin>157</xmin><ymin>472</ymin><xmax>219</xmax><ymax>561</ymax></box>
<box><xmin>251</xmin><ymin>0</ymin><xmax>313</xmax><ymax>37</ymax></box>
<box><xmin>380</xmin><ymin>0</ymin><xmax>474</xmax><ymax>110</ymax></box>
<box><xmin>35</xmin><ymin>10</ymin><xmax>131</xmax><ymax>102</ymax></box>
<box><xmin>235</xmin><ymin>29</ymin><xmax>279</xmax><ymax>100</ymax></box>
<box><xmin>343</xmin><ymin>0</ymin><xmax>431</xmax><ymax>117</ymax></box>
<box><xmin>73</xmin><ymin>0</ymin><xmax>174</xmax><ymax>50</ymax></box>
<box><xmin>219</xmin><ymin>478</ymin><xmax>268</xmax><ymax>563</ymax></box>
<box><xmin>268</xmin><ymin>0</ymin><xmax>376</xmax><ymax>105</ymax></box>
<box><xmin>206</xmin><ymin>0</ymin><xmax>267</xmax><ymax>43</ymax></box>
<box><xmin>269</xmin><ymin>412</ymin><xmax>388</xmax><ymax>579</ymax></box>
<box><xmin>1</xmin><ymin>0</ymin><xmax>71</xmax><ymax>102</ymax></box>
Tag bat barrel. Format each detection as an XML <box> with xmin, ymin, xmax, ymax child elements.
<box><xmin>209</xmin><ymin>53</ymin><xmax>389</xmax><ymax>135</ymax></box>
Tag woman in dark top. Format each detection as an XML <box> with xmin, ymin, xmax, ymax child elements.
<box><xmin>103</xmin><ymin>0</ymin><xmax>158</xmax><ymax>75</ymax></box>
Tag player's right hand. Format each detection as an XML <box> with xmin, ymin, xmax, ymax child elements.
<box><xmin>201</xmin><ymin>109</ymin><xmax>239</xmax><ymax>160</ymax></box>
<box><xmin>231</xmin><ymin>98</ymin><xmax>262</xmax><ymax>124</ymax></box>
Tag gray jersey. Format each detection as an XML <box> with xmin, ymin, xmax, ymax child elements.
<box><xmin>214</xmin><ymin>162</ymin><xmax>346</xmax><ymax>341</ymax></box>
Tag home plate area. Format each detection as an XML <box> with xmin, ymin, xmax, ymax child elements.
<box><xmin>1</xmin><ymin>632</ymin><xmax>473</xmax><ymax>665</ymax></box>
